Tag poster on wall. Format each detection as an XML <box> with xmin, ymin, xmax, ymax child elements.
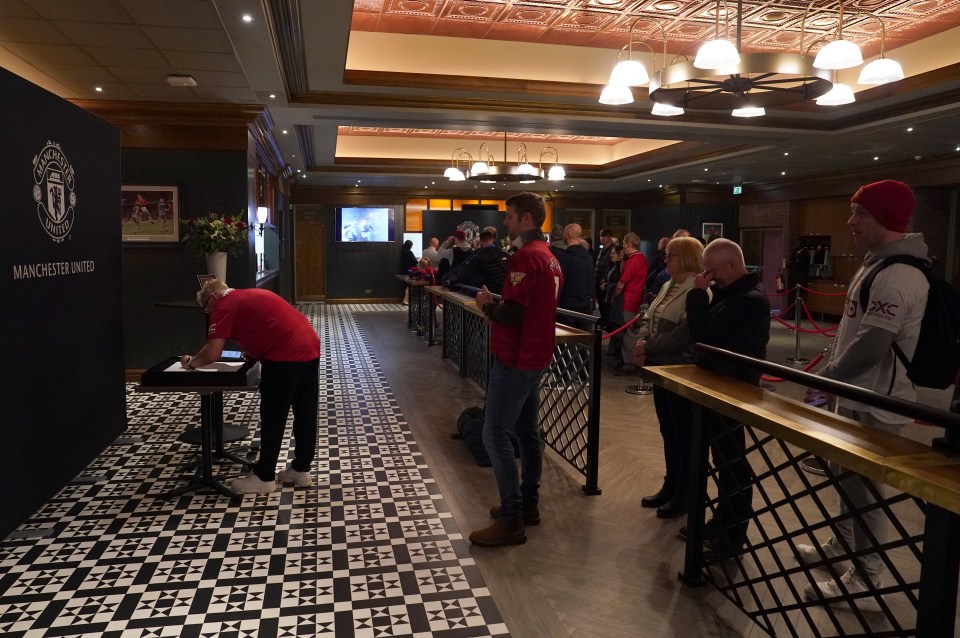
<box><xmin>121</xmin><ymin>185</ymin><xmax>179</xmax><ymax>242</ymax></box>
<box><xmin>702</xmin><ymin>222</ymin><xmax>724</xmax><ymax>244</ymax></box>
<box><xmin>602</xmin><ymin>210</ymin><xmax>630</xmax><ymax>241</ymax></box>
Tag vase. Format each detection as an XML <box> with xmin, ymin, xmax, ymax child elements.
<box><xmin>205</xmin><ymin>252</ymin><xmax>227</xmax><ymax>283</ymax></box>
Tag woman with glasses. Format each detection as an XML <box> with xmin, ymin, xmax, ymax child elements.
<box><xmin>634</xmin><ymin>237</ymin><xmax>705</xmax><ymax>519</ymax></box>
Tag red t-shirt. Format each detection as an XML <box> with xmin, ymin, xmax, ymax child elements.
<box><xmin>208</xmin><ymin>288</ymin><xmax>320</xmax><ymax>362</ymax></box>
<box><xmin>490</xmin><ymin>240</ymin><xmax>563</xmax><ymax>371</ymax></box>
<box><xmin>620</xmin><ymin>251</ymin><xmax>649</xmax><ymax>313</ymax></box>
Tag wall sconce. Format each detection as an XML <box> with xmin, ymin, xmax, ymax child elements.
<box><xmin>256</xmin><ymin>206</ymin><xmax>268</xmax><ymax>235</ymax></box>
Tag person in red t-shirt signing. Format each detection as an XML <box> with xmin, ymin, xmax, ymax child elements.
<box><xmin>470</xmin><ymin>192</ymin><xmax>563</xmax><ymax>547</ymax></box>
<box><xmin>180</xmin><ymin>279</ymin><xmax>321</xmax><ymax>494</ymax></box>
<box><xmin>614</xmin><ymin>232</ymin><xmax>649</xmax><ymax>376</ymax></box>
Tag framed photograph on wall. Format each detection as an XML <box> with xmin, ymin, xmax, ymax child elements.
<box><xmin>702</xmin><ymin>222</ymin><xmax>724</xmax><ymax>244</ymax></box>
<box><xmin>121</xmin><ymin>185</ymin><xmax>179</xmax><ymax>242</ymax></box>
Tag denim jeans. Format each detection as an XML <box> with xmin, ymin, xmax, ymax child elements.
<box><xmin>253</xmin><ymin>358</ymin><xmax>320</xmax><ymax>481</ymax></box>
<box><xmin>482</xmin><ymin>359</ymin><xmax>545</xmax><ymax>521</ymax></box>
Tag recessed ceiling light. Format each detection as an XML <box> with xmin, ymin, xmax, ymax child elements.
<box><xmin>647</xmin><ymin>178</ymin><xmax>651</xmax><ymax>182</ymax></box>
<box><xmin>431</xmin><ymin>181</ymin><xmax>435</xmax><ymax>185</ymax></box>
<box><xmin>242</xmin><ymin>14</ymin><xmax>253</xmax><ymax>22</ymax></box>
<box><xmin>704</xmin><ymin>168</ymin><xmax>709</xmax><ymax>172</ymax></box>
<box><xmin>281</xmin><ymin>129</ymin><xmax>287</xmax><ymax>134</ymax></box>
<box><xmin>94</xmin><ymin>86</ymin><xmax>102</xmax><ymax>92</ymax></box>
<box><xmin>291</xmin><ymin>154</ymin><xmax>296</xmax><ymax>158</ymax></box>
<box><xmin>167</xmin><ymin>74</ymin><xmax>197</xmax><ymax>87</ymax></box>
<box><xmin>874</xmin><ymin>156</ymin><xmax>879</xmax><ymax>160</ymax></box>
<box><xmin>296</xmin><ymin>169</ymin><xmax>301</xmax><ymax>173</ymax></box>
<box><xmin>269</xmin><ymin>93</ymin><xmax>276</xmax><ymax>99</ymax></box>
<box><xmin>781</xmin><ymin>171</ymin><xmax>786</xmax><ymax>175</ymax></box>
<box><xmin>784</xmin><ymin>152</ymin><xmax>789</xmax><ymax>156</ymax></box>
<box><xmin>906</xmin><ymin>127</ymin><xmax>913</xmax><ymax>132</ymax></box>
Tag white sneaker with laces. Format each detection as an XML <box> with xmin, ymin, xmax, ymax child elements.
<box><xmin>278</xmin><ymin>464</ymin><xmax>313</xmax><ymax>487</ymax></box>
<box><xmin>795</xmin><ymin>536</ymin><xmax>851</xmax><ymax>572</ymax></box>
<box><xmin>803</xmin><ymin>566</ymin><xmax>881</xmax><ymax>612</ymax></box>
<box><xmin>230</xmin><ymin>472</ymin><xmax>277</xmax><ymax>494</ymax></box>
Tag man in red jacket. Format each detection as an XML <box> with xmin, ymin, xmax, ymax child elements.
<box><xmin>614</xmin><ymin>232</ymin><xmax>649</xmax><ymax>375</ymax></box>
<box><xmin>470</xmin><ymin>192</ymin><xmax>562</xmax><ymax>547</ymax></box>
<box><xmin>181</xmin><ymin>280</ymin><xmax>321</xmax><ymax>494</ymax></box>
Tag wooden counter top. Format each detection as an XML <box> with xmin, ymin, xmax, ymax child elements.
<box><xmin>645</xmin><ymin>364</ymin><xmax>960</xmax><ymax>515</ymax></box>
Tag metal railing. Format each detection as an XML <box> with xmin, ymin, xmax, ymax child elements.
<box><xmin>653</xmin><ymin>345</ymin><xmax>960</xmax><ymax>638</ymax></box>
<box><xmin>428</xmin><ymin>285</ymin><xmax>603</xmax><ymax>494</ymax></box>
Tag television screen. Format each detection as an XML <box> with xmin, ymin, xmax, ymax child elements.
<box><xmin>337</xmin><ymin>207</ymin><xmax>395</xmax><ymax>242</ymax></box>
<box><xmin>403</xmin><ymin>232</ymin><xmax>422</xmax><ymax>259</ymax></box>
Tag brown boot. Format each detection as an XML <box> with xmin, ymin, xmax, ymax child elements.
<box><xmin>489</xmin><ymin>504</ymin><xmax>541</xmax><ymax>526</ymax></box>
<box><xmin>469</xmin><ymin>519</ymin><xmax>526</xmax><ymax>547</ymax></box>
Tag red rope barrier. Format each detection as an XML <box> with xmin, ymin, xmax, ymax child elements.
<box><xmin>801</xmin><ymin>302</ymin><xmax>838</xmax><ymax>336</ymax></box>
<box><xmin>766</xmin><ymin>285</ymin><xmax>796</xmax><ymax>298</ymax></box>
<box><xmin>800</xmin><ymin>284</ymin><xmax>847</xmax><ymax>297</ymax></box>
<box><xmin>761</xmin><ymin>352</ymin><xmax>825</xmax><ymax>383</ymax></box>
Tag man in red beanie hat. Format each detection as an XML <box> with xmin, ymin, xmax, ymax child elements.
<box><xmin>799</xmin><ymin>179</ymin><xmax>930</xmax><ymax>610</ymax></box>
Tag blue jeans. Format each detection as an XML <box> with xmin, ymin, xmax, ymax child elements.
<box><xmin>482</xmin><ymin>359</ymin><xmax>545</xmax><ymax>521</ymax></box>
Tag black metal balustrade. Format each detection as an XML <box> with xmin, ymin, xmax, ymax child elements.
<box><xmin>427</xmin><ymin>286</ymin><xmax>603</xmax><ymax>494</ymax></box>
<box><xmin>647</xmin><ymin>346</ymin><xmax>960</xmax><ymax>638</ymax></box>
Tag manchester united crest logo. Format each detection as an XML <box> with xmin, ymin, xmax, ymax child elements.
<box><xmin>32</xmin><ymin>141</ymin><xmax>77</xmax><ymax>243</ymax></box>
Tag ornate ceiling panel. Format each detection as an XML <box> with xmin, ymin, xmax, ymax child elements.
<box><xmin>351</xmin><ymin>0</ymin><xmax>960</xmax><ymax>56</ymax></box>
<box><xmin>338</xmin><ymin>126</ymin><xmax>625</xmax><ymax>144</ymax></box>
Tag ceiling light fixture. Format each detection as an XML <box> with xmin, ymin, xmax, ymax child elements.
<box><xmin>856</xmin><ymin>13</ymin><xmax>905</xmax><ymax>84</ymax></box>
<box><xmin>812</xmin><ymin>1</ymin><xmax>862</xmax><ymax>70</ymax></box>
<box><xmin>816</xmin><ymin>72</ymin><xmax>855</xmax><ymax>105</ymax></box>
<box><xmin>694</xmin><ymin>1</ymin><xmax>740</xmax><ymax>70</ymax></box>
<box><xmin>166</xmin><ymin>74</ymin><xmax>197</xmax><ymax>87</ymax></box>
<box><xmin>441</xmin><ymin>133</ymin><xmax>564</xmax><ymax>183</ymax></box>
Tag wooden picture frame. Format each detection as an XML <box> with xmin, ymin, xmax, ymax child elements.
<box><xmin>121</xmin><ymin>185</ymin><xmax>179</xmax><ymax>242</ymax></box>
<box><xmin>702</xmin><ymin>222</ymin><xmax>724</xmax><ymax>243</ymax></box>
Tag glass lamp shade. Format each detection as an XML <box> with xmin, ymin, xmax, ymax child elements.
<box><xmin>609</xmin><ymin>59</ymin><xmax>650</xmax><ymax>87</ymax></box>
<box><xmin>693</xmin><ymin>39</ymin><xmax>740</xmax><ymax>70</ymax></box>
<box><xmin>470</xmin><ymin>161</ymin><xmax>489</xmax><ymax>175</ymax></box>
<box><xmin>517</xmin><ymin>162</ymin><xmax>537</xmax><ymax>175</ymax></box>
<box><xmin>813</xmin><ymin>38</ymin><xmax>863</xmax><ymax>70</ymax></box>
<box><xmin>858</xmin><ymin>57</ymin><xmax>905</xmax><ymax>85</ymax></box>
<box><xmin>447</xmin><ymin>169</ymin><xmax>467</xmax><ymax>181</ymax></box>
<box><xmin>731</xmin><ymin>106</ymin><xmax>766</xmax><ymax>117</ymax></box>
<box><xmin>547</xmin><ymin>165</ymin><xmax>566</xmax><ymax>180</ymax></box>
<box><xmin>256</xmin><ymin>206</ymin><xmax>269</xmax><ymax>224</ymax></box>
<box><xmin>651</xmin><ymin>102</ymin><xmax>684</xmax><ymax>116</ymax></box>
<box><xmin>599</xmin><ymin>83</ymin><xmax>634</xmax><ymax>105</ymax></box>
<box><xmin>816</xmin><ymin>82</ymin><xmax>855</xmax><ymax>105</ymax></box>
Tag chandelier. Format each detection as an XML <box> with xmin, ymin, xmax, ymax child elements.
<box><xmin>600</xmin><ymin>1</ymin><xmax>905</xmax><ymax>118</ymax></box>
<box><xmin>442</xmin><ymin>132</ymin><xmax>565</xmax><ymax>183</ymax></box>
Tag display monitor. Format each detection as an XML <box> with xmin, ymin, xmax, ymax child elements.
<box><xmin>336</xmin><ymin>207</ymin><xmax>395</xmax><ymax>242</ymax></box>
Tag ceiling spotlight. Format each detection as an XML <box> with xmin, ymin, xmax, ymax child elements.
<box><xmin>269</xmin><ymin>93</ymin><xmax>276</xmax><ymax>99</ymax></box>
<box><xmin>781</xmin><ymin>171</ymin><xmax>786</xmax><ymax>175</ymax></box>
<box><xmin>906</xmin><ymin>127</ymin><xmax>914</xmax><ymax>132</ymax></box>
<box><xmin>784</xmin><ymin>152</ymin><xmax>789</xmax><ymax>156</ymax></box>
<box><xmin>282</xmin><ymin>129</ymin><xmax>288</xmax><ymax>134</ymax></box>
<box><xmin>94</xmin><ymin>86</ymin><xmax>102</xmax><ymax>92</ymax></box>
<box><xmin>242</xmin><ymin>14</ymin><xmax>253</xmax><ymax>23</ymax></box>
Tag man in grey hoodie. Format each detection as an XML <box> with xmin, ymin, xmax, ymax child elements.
<box><xmin>798</xmin><ymin>180</ymin><xmax>930</xmax><ymax>611</ymax></box>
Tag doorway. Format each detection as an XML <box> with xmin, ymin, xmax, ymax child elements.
<box><xmin>740</xmin><ymin>228</ymin><xmax>784</xmax><ymax>312</ymax></box>
<box><xmin>295</xmin><ymin>208</ymin><xmax>325</xmax><ymax>301</ymax></box>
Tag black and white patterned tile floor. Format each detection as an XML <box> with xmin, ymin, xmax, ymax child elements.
<box><xmin>0</xmin><ymin>304</ymin><xmax>509</xmax><ymax>638</ymax></box>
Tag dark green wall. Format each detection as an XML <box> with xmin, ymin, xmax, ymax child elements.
<box><xmin>122</xmin><ymin>148</ymin><xmax>251</xmax><ymax>368</ymax></box>
<box><xmin>321</xmin><ymin>204</ymin><xmax>406</xmax><ymax>300</ymax></box>
<box><xmin>631</xmin><ymin>203</ymin><xmax>740</xmax><ymax>258</ymax></box>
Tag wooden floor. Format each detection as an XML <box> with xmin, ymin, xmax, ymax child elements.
<box><xmin>357</xmin><ymin>311</ymin><xmax>956</xmax><ymax>638</ymax></box>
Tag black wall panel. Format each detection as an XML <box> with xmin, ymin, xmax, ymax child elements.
<box><xmin>121</xmin><ymin>148</ymin><xmax>250</xmax><ymax>368</ymax></box>
<box><xmin>0</xmin><ymin>69</ymin><xmax>125</xmax><ymax>538</ymax></box>
<box><xmin>323</xmin><ymin>205</ymin><xmax>407</xmax><ymax>300</ymax></box>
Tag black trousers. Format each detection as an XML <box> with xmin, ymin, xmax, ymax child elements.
<box><xmin>652</xmin><ymin>386</ymin><xmax>692</xmax><ymax>490</ymax></box>
<box><xmin>253</xmin><ymin>358</ymin><xmax>320</xmax><ymax>480</ymax></box>
<box><xmin>707</xmin><ymin>411</ymin><xmax>754</xmax><ymax>546</ymax></box>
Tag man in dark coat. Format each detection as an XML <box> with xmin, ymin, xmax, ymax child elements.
<box><xmin>594</xmin><ymin>228</ymin><xmax>618</xmax><ymax>326</ymax></box>
<box><xmin>686</xmin><ymin>238</ymin><xmax>770</xmax><ymax>559</ymax></box>
<box><xmin>443</xmin><ymin>227</ymin><xmax>509</xmax><ymax>294</ymax></box>
<box><xmin>551</xmin><ymin>223</ymin><xmax>595</xmax><ymax>330</ymax></box>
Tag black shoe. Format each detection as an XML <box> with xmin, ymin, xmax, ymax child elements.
<box><xmin>702</xmin><ymin>537</ymin><xmax>746</xmax><ymax>561</ymax></box>
<box><xmin>678</xmin><ymin>521</ymin><xmax>718</xmax><ymax>542</ymax></box>
<box><xmin>640</xmin><ymin>481</ymin><xmax>675</xmax><ymax>509</ymax></box>
<box><xmin>656</xmin><ymin>492</ymin><xmax>688</xmax><ymax>519</ymax></box>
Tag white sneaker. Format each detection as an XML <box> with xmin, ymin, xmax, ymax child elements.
<box><xmin>795</xmin><ymin>536</ymin><xmax>851</xmax><ymax>572</ymax></box>
<box><xmin>230</xmin><ymin>472</ymin><xmax>277</xmax><ymax>494</ymax></box>
<box><xmin>278</xmin><ymin>464</ymin><xmax>313</xmax><ymax>487</ymax></box>
<box><xmin>803</xmin><ymin>566</ymin><xmax>881</xmax><ymax>612</ymax></box>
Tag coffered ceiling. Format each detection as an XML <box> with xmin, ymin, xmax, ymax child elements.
<box><xmin>2</xmin><ymin>0</ymin><xmax>960</xmax><ymax>195</ymax></box>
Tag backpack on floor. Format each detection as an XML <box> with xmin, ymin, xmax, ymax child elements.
<box><xmin>454</xmin><ymin>406</ymin><xmax>521</xmax><ymax>466</ymax></box>
<box><xmin>859</xmin><ymin>255</ymin><xmax>960</xmax><ymax>390</ymax></box>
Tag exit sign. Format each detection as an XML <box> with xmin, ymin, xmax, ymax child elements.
<box><xmin>732</xmin><ymin>185</ymin><xmax>743</xmax><ymax>195</ymax></box>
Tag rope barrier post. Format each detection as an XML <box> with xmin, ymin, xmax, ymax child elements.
<box><xmin>787</xmin><ymin>286</ymin><xmax>809</xmax><ymax>364</ymax></box>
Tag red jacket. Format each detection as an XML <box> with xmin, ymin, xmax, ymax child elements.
<box><xmin>619</xmin><ymin>251</ymin><xmax>648</xmax><ymax>313</ymax></box>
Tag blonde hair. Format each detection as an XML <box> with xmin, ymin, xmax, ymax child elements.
<box><xmin>197</xmin><ymin>278</ymin><xmax>228</xmax><ymax>306</ymax></box>
<box><xmin>666</xmin><ymin>237</ymin><xmax>704</xmax><ymax>275</ymax></box>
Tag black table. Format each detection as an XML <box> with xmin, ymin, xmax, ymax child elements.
<box><xmin>136</xmin><ymin>360</ymin><xmax>260</xmax><ymax>499</ymax></box>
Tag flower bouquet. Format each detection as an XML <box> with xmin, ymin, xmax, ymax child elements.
<box><xmin>181</xmin><ymin>213</ymin><xmax>249</xmax><ymax>256</ymax></box>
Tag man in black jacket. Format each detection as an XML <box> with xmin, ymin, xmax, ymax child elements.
<box><xmin>551</xmin><ymin>223</ymin><xmax>595</xmax><ymax>329</ymax></box>
<box><xmin>686</xmin><ymin>238</ymin><xmax>770</xmax><ymax>559</ymax></box>
<box><xmin>443</xmin><ymin>227</ymin><xmax>509</xmax><ymax>294</ymax></box>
